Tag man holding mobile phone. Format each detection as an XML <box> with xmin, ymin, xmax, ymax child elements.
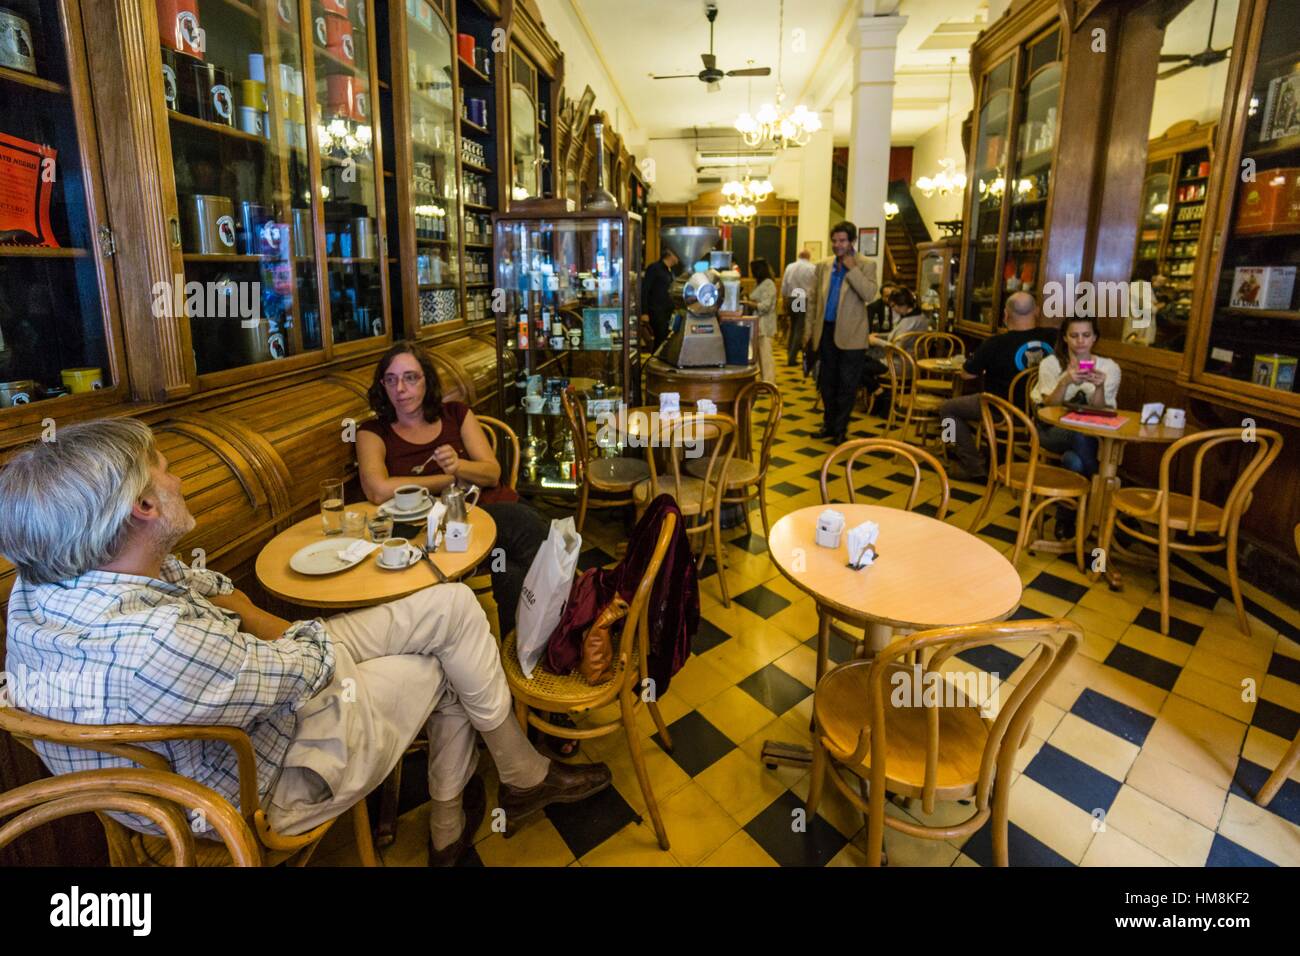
<box><xmin>802</xmin><ymin>221</ymin><xmax>879</xmax><ymax>445</ymax></box>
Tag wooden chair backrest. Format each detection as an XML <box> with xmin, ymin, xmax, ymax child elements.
<box><xmin>978</xmin><ymin>392</ymin><xmax>1043</xmax><ymax>485</ymax></box>
<box><xmin>1156</xmin><ymin>427</ymin><xmax>1283</xmax><ymax>535</ymax></box>
<box><xmin>819</xmin><ymin>438</ymin><xmax>952</xmax><ymax>520</ymax></box>
<box><xmin>0</xmin><ymin>766</ymin><xmax>261</xmax><ymax>866</ymax></box>
<box><xmin>560</xmin><ymin>387</ymin><xmax>591</xmax><ymax>482</ymax></box>
<box><xmin>1007</xmin><ymin>365</ymin><xmax>1039</xmax><ymax>417</ymax></box>
<box><xmin>881</xmin><ymin>342</ymin><xmax>919</xmax><ymax>414</ymax></box>
<box><xmin>475</xmin><ymin>414</ymin><xmax>520</xmax><ymax>490</ymax></box>
<box><xmin>845</xmin><ymin>619</ymin><xmax>1081</xmax><ymax>815</ymax></box>
<box><xmin>612</xmin><ymin>512</ymin><xmax>678</xmax><ymax>698</ymax></box>
<box><xmin>733</xmin><ymin>380</ymin><xmax>783</xmax><ymax>468</ymax></box>
<box><xmin>915</xmin><ymin>332</ymin><xmax>965</xmax><ymax>361</ymax></box>
<box><xmin>646</xmin><ymin>413</ymin><xmax>737</xmax><ymax>518</ymax></box>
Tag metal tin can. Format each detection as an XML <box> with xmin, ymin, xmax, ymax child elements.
<box><xmin>0</xmin><ymin>379</ymin><xmax>37</xmax><ymax>407</ymax></box>
<box><xmin>181</xmin><ymin>194</ymin><xmax>236</xmax><ymax>254</ymax></box>
<box><xmin>0</xmin><ymin>8</ymin><xmax>35</xmax><ymax>74</ymax></box>
<box><xmin>61</xmin><ymin>367</ymin><xmax>104</xmax><ymax>392</ymax></box>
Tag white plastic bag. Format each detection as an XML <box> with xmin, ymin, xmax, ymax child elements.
<box><xmin>515</xmin><ymin>516</ymin><xmax>582</xmax><ymax>678</ymax></box>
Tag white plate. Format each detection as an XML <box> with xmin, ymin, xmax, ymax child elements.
<box><xmin>290</xmin><ymin>537</ymin><xmax>369</xmax><ymax>575</ymax></box>
<box><xmin>378</xmin><ymin>496</ymin><xmax>433</xmax><ymax>519</ymax></box>
<box><xmin>375</xmin><ymin>544</ymin><xmax>422</xmax><ymax>570</ymax></box>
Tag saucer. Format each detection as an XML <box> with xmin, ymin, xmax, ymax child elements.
<box><xmin>379</xmin><ymin>496</ymin><xmax>433</xmax><ymax>519</ymax></box>
<box><xmin>375</xmin><ymin>544</ymin><xmax>422</xmax><ymax>570</ymax></box>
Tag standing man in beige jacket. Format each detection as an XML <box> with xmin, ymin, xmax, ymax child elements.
<box><xmin>803</xmin><ymin>221</ymin><xmax>879</xmax><ymax>444</ymax></box>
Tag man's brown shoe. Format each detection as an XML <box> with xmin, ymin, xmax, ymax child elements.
<box><xmin>427</xmin><ymin>774</ymin><xmax>486</xmax><ymax>867</ymax></box>
<box><xmin>498</xmin><ymin>760</ymin><xmax>612</xmax><ymax>836</ymax></box>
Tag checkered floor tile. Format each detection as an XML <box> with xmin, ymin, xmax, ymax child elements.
<box><xmin>310</xmin><ymin>356</ymin><xmax>1300</xmax><ymax>868</ymax></box>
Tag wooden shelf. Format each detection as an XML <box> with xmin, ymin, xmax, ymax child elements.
<box><xmin>461</xmin><ymin>158</ymin><xmax>492</xmax><ymax>174</ymax></box>
<box><xmin>465</xmin><ymin>241</ymin><xmax>492</xmax><ymax>249</ymax></box>
<box><xmin>461</xmin><ymin>116</ymin><xmax>490</xmax><ymax>135</ymax></box>
<box><xmin>216</xmin><ymin>0</ymin><xmax>260</xmax><ymax>19</ymax></box>
<box><xmin>326</xmin><ymin>256</ymin><xmax>379</xmax><ymax>264</ymax></box>
<box><xmin>0</xmin><ymin>245</ymin><xmax>89</xmax><ymax>258</ymax></box>
<box><xmin>169</xmin><ymin>110</ymin><xmax>268</xmax><ymax>145</ymax></box>
<box><xmin>412</xmin><ymin>87</ymin><xmax>454</xmax><ymax>113</ymax></box>
<box><xmin>1232</xmin><ymin>223</ymin><xmax>1300</xmax><ymax>238</ymax></box>
<box><xmin>1223</xmin><ymin>308</ymin><xmax>1300</xmax><ymax>320</ymax></box>
<box><xmin>466</xmin><ymin>281</ymin><xmax>492</xmax><ymax>288</ymax></box>
<box><xmin>464</xmin><ymin>201</ymin><xmax>493</xmax><ymax>211</ymax></box>
<box><xmin>419</xmin><ymin>283</ymin><xmax>460</xmax><ymax>290</ymax></box>
<box><xmin>0</xmin><ymin>65</ymin><xmax>67</xmax><ymax>95</ymax></box>
<box><xmin>314</xmin><ymin>45</ymin><xmax>363</xmax><ymax>77</ymax></box>
<box><xmin>458</xmin><ymin>57</ymin><xmax>491</xmax><ymax>84</ymax></box>
<box><xmin>183</xmin><ymin>253</ymin><xmax>264</xmax><ymax>262</ymax></box>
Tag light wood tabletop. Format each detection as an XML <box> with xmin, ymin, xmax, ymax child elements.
<box><xmin>255</xmin><ymin>501</ymin><xmax>497</xmax><ymax>609</ymax></box>
<box><xmin>1037</xmin><ymin>405</ymin><xmax>1186</xmax><ymax>444</ymax></box>
<box><xmin>767</xmin><ymin>504</ymin><xmax>1023</xmax><ymax>632</ymax></box>
<box><xmin>917</xmin><ymin>355</ymin><xmax>966</xmax><ymax>373</ymax></box>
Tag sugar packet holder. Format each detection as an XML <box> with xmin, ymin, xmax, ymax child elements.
<box><xmin>444</xmin><ymin>519</ymin><xmax>471</xmax><ymax>552</ymax></box>
<box><xmin>425</xmin><ymin>501</ymin><xmax>447</xmax><ymax>550</ymax></box>
<box><xmin>659</xmin><ymin>391</ymin><xmax>681</xmax><ymax>417</ymax></box>
<box><xmin>846</xmin><ymin>520</ymin><xmax>880</xmax><ymax>570</ymax></box>
<box><xmin>696</xmin><ymin>398</ymin><xmax>717</xmax><ymax>414</ymax></box>
<box><xmin>815</xmin><ymin>509</ymin><xmax>845</xmax><ymax>548</ymax></box>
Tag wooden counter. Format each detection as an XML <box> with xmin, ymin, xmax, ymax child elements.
<box><xmin>643</xmin><ymin>357</ymin><xmax>758</xmax><ymax>416</ymax></box>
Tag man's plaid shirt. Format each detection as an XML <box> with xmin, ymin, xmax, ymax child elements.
<box><xmin>3</xmin><ymin>556</ymin><xmax>335</xmax><ymax>831</ymax></box>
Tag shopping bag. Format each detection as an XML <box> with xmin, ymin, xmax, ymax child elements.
<box><xmin>515</xmin><ymin>516</ymin><xmax>581</xmax><ymax>678</ymax></box>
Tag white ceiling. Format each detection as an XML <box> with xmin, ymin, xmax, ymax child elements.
<box><xmin>568</xmin><ymin>0</ymin><xmax>988</xmax><ymax>145</ymax></box>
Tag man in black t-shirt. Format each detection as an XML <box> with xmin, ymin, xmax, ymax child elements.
<box><xmin>939</xmin><ymin>292</ymin><xmax>1054</xmax><ymax>481</ymax></box>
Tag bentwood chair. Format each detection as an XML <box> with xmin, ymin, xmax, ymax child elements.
<box><xmin>881</xmin><ymin>343</ymin><xmax>945</xmax><ymax>446</ymax></box>
<box><xmin>0</xmin><ymin>705</ymin><xmax>378</xmax><ymax>867</ymax></box>
<box><xmin>1256</xmin><ymin>525</ymin><xmax>1300</xmax><ymax>807</ymax></box>
<box><xmin>684</xmin><ymin>381</ymin><xmax>783</xmax><ymax>541</ymax></box>
<box><xmin>814</xmin><ymin>438</ymin><xmax>952</xmax><ymax>680</ymax></box>
<box><xmin>562</xmin><ymin>387</ymin><xmax>651</xmax><ymax>533</ymax></box>
<box><xmin>476</xmin><ymin>414</ymin><xmax>521</xmax><ymax>490</ymax></box>
<box><xmin>913</xmin><ymin>332</ymin><xmax>966</xmax><ymax>396</ymax></box>
<box><xmin>501</xmin><ymin>513</ymin><xmax>679</xmax><ymax>850</ymax></box>
<box><xmin>633</xmin><ymin>412</ymin><xmax>737</xmax><ymax>606</ymax></box>
<box><xmin>1006</xmin><ymin>365</ymin><xmax>1039</xmax><ymax>417</ymax></box>
<box><xmin>0</xmin><ymin>767</ymin><xmax>262</xmax><ymax>866</ymax></box>
<box><xmin>1095</xmin><ymin>426</ymin><xmax>1283</xmax><ymax>637</ymax></box>
<box><xmin>807</xmin><ymin>619</ymin><xmax>1081</xmax><ymax>866</ymax></box>
<box><xmin>969</xmin><ymin>393</ymin><xmax>1091</xmax><ymax>570</ymax></box>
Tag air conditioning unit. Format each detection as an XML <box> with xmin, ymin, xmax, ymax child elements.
<box><xmin>696</xmin><ymin>150</ymin><xmax>778</xmax><ymax>168</ymax></box>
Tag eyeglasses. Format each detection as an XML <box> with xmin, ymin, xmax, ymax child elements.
<box><xmin>382</xmin><ymin>372</ymin><xmax>424</xmax><ymax>388</ymax></box>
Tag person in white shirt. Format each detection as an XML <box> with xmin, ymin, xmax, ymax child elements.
<box><xmin>1031</xmin><ymin>315</ymin><xmax>1122</xmax><ymax>538</ymax></box>
<box><xmin>744</xmin><ymin>258</ymin><xmax>779</xmax><ymax>384</ymax></box>
<box><xmin>781</xmin><ymin>249</ymin><xmax>817</xmax><ymax>366</ymax></box>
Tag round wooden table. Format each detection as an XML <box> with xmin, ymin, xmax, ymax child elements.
<box><xmin>1036</xmin><ymin>405</ymin><xmax>1184</xmax><ymax>586</ymax></box>
<box><xmin>917</xmin><ymin>355</ymin><xmax>966</xmax><ymax>373</ymax></box>
<box><xmin>769</xmin><ymin>503</ymin><xmax>1023</xmax><ymax>669</ymax></box>
<box><xmin>256</xmin><ymin>501</ymin><xmax>497</xmax><ymax>609</ymax></box>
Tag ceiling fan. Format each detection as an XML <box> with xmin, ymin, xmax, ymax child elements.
<box><xmin>651</xmin><ymin>2</ymin><xmax>772</xmax><ymax>94</ymax></box>
<box><xmin>1157</xmin><ymin>0</ymin><xmax>1231</xmax><ymax>80</ymax></box>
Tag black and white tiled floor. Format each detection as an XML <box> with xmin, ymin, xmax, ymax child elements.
<box><xmin>313</xmin><ymin>358</ymin><xmax>1300</xmax><ymax>867</ymax></box>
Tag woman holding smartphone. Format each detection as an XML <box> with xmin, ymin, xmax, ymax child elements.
<box><xmin>1031</xmin><ymin>316</ymin><xmax>1121</xmax><ymax>538</ymax></box>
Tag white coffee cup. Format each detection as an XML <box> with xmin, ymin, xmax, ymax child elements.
<box><xmin>393</xmin><ymin>484</ymin><xmax>430</xmax><ymax>511</ymax></box>
<box><xmin>379</xmin><ymin>537</ymin><xmax>412</xmax><ymax>568</ymax></box>
<box><xmin>525</xmin><ymin>394</ymin><xmax>545</xmax><ymax>413</ymax></box>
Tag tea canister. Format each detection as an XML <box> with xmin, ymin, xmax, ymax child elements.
<box><xmin>61</xmin><ymin>367</ymin><xmax>104</xmax><ymax>393</ymax></box>
<box><xmin>181</xmin><ymin>194</ymin><xmax>237</xmax><ymax>254</ymax></box>
<box><xmin>0</xmin><ymin>8</ymin><xmax>36</xmax><ymax>74</ymax></box>
<box><xmin>0</xmin><ymin>379</ymin><xmax>37</xmax><ymax>407</ymax></box>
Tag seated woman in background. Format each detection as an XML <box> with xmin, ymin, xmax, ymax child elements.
<box><xmin>1031</xmin><ymin>315</ymin><xmax>1121</xmax><ymax>538</ymax></box>
<box><xmin>882</xmin><ymin>287</ymin><xmax>930</xmax><ymax>349</ymax></box>
<box><xmin>358</xmin><ymin>342</ymin><xmax>578</xmax><ymax>757</ymax></box>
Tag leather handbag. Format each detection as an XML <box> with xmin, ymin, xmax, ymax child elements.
<box><xmin>580</xmin><ymin>596</ymin><xmax>629</xmax><ymax>684</ymax></box>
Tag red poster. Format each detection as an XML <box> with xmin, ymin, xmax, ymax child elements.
<box><xmin>0</xmin><ymin>131</ymin><xmax>58</xmax><ymax>248</ymax></box>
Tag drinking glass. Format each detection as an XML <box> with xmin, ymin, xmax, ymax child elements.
<box><xmin>320</xmin><ymin>479</ymin><xmax>344</xmax><ymax>535</ymax></box>
<box><xmin>367</xmin><ymin>514</ymin><xmax>394</xmax><ymax>543</ymax></box>
<box><xmin>342</xmin><ymin>510</ymin><xmax>366</xmax><ymax>537</ymax></box>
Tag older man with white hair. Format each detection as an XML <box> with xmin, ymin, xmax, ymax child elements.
<box><xmin>0</xmin><ymin>418</ymin><xmax>610</xmax><ymax>866</ymax></box>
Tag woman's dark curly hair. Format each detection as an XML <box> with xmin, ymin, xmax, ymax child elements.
<box><xmin>888</xmin><ymin>287</ymin><xmax>918</xmax><ymax>312</ymax></box>
<box><xmin>368</xmin><ymin>340</ymin><xmax>443</xmax><ymax>424</ymax></box>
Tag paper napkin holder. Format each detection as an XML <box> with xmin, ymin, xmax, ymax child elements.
<box><xmin>846</xmin><ymin>521</ymin><xmax>880</xmax><ymax>570</ymax></box>
<box><xmin>425</xmin><ymin>502</ymin><xmax>447</xmax><ymax>550</ymax></box>
<box><xmin>815</xmin><ymin>509</ymin><xmax>845</xmax><ymax>548</ymax></box>
<box><xmin>1139</xmin><ymin>402</ymin><xmax>1166</xmax><ymax>426</ymax></box>
<box><xmin>444</xmin><ymin>519</ymin><xmax>470</xmax><ymax>552</ymax></box>
<box><xmin>659</xmin><ymin>391</ymin><xmax>680</xmax><ymax>417</ymax></box>
<box><xmin>696</xmin><ymin>398</ymin><xmax>717</xmax><ymax>415</ymax></box>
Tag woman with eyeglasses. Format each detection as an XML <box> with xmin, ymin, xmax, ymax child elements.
<box><xmin>357</xmin><ymin>342</ymin><xmax>580</xmax><ymax>757</ymax></box>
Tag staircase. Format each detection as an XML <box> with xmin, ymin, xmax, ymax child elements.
<box><xmin>884</xmin><ymin>180</ymin><xmax>930</xmax><ymax>289</ymax></box>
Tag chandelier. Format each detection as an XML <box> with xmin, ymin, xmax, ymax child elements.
<box><xmin>914</xmin><ymin>58</ymin><xmax>967</xmax><ymax>199</ymax></box>
<box><xmin>719</xmin><ymin>201</ymin><xmax>756</xmax><ymax>224</ymax></box>
<box><xmin>318</xmin><ymin>117</ymin><xmax>372</xmax><ymax>158</ymax></box>
<box><xmin>733</xmin><ymin>0</ymin><xmax>821</xmax><ymax>149</ymax></box>
<box><xmin>723</xmin><ymin>169</ymin><xmax>772</xmax><ymax>204</ymax></box>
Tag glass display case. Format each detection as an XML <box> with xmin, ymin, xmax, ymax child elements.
<box><xmin>1194</xmin><ymin>0</ymin><xmax>1300</xmax><ymax>410</ymax></box>
<box><xmin>959</xmin><ymin>26</ymin><xmax>1062</xmax><ymax>333</ymax></box>
<box><xmin>917</xmin><ymin>237</ymin><xmax>961</xmax><ymax>330</ymax></box>
<box><xmin>492</xmin><ymin>209</ymin><xmax>642</xmax><ymax>496</ymax></box>
<box><xmin>153</xmin><ymin>0</ymin><xmax>327</xmax><ymax>376</ymax></box>
<box><xmin>0</xmin><ymin>0</ymin><xmax>122</xmax><ymax>413</ymax></box>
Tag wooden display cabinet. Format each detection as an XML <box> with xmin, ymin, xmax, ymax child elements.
<box><xmin>917</xmin><ymin>236</ymin><xmax>961</xmax><ymax>330</ymax></box>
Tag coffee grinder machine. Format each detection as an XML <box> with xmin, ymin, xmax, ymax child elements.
<box><xmin>659</xmin><ymin>226</ymin><xmax>728</xmax><ymax>368</ymax></box>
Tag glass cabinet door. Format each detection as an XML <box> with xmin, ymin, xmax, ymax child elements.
<box><xmin>310</xmin><ymin>0</ymin><xmax>387</xmax><ymax>346</ymax></box>
<box><xmin>963</xmin><ymin>55</ymin><xmax>1015</xmax><ymax>329</ymax></box>
<box><xmin>1004</xmin><ymin>28</ymin><xmax>1060</xmax><ymax>307</ymax></box>
<box><xmin>1200</xmin><ymin>0</ymin><xmax>1300</xmax><ymax>399</ymax></box>
<box><xmin>402</xmin><ymin>0</ymin><xmax>460</xmax><ymax>330</ymax></box>
<box><xmin>509</xmin><ymin>49</ymin><xmax>538</xmax><ymax>201</ymax></box>
<box><xmin>0</xmin><ymin>0</ymin><xmax>118</xmax><ymax>409</ymax></box>
<box><xmin>919</xmin><ymin>248</ymin><xmax>944</xmax><ymax>315</ymax></box>
<box><xmin>1133</xmin><ymin>161</ymin><xmax>1172</xmax><ymax>281</ymax></box>
<box><xmin>156</xmin><ymin>0</ymin><xmax>323</xmax><ymax>376</ymax></box>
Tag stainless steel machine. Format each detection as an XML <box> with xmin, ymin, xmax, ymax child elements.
<box><xmin>659</xmin><ymin>225</ymin><xmax>728</xmax><ymax>368</ymax></box>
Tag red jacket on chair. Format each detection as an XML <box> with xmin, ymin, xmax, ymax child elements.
<box><xmin>544</xmin><ymin>495</ymin><xmax>699</xmax><ymax>695</ymax></box>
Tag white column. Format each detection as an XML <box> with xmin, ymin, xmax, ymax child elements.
<box><xmin>795</xmin><ymin>122</ymin><xmax>833</xmax><ymax>259</ymax></box>
<box><xmin>844</xmin><ymin>14</ymin><xmax>906</xmax><ymax>278</ymax></box>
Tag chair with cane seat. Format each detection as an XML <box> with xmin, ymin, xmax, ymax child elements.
<box><xmin>807</xmin><ymin>618</ymin><xmax>1080</xmax><ymax>867</ymax></box>
<box><xmin>562</xmin><ymin>387</ymin><xmax>651</xmax><ymax>533</ymax></box>
<box><xmin>684</xmin><ymin>380</ymin><xmax>782</xmax><ymax>541</ymax></box>
<box><xmin>881</xmin><ymin>343</ymin><xmax>944</xmax><ymax>446</ymax></box>
<box><xmin>501</xmin><ymin>513</ymin><xmax>680</xmax><ymax>850</ymax></box>
<box><xmin>0</xmin><ymin>766</ymin><xmax>263</xmax><ymax>866</ymax></box>
<box><xmin>914</xmin><ymin>332</ymin><xmax>966</xmax><ymax>395</ymax></box>
<box><xmin>968</xmin><ymin>393</ymin><xmax>1091</xmax><ymax>570</ymax></box>
<box><xmin>0</xmin><ymin>704</ymin><xmax>378</xmax><ymax>866</ymax></box>
<box><xmin>813</xmin><ymin>438</ymin><xmax>951</xmax><ymax>681</ymax></box>
<box><xmin>633</xmin><ymin>413</ymin><xmax>737</xmax><ymax>606</ymax></box>
<box><xmin>1256</xmin><ymin>525</ymin><xmax>1300</xmax><ymax>808</ymax></box>
<box><xmin>1094</xmin><ymin>426</ymin><xmax>1283</xmax><ymax>637</ymax></box>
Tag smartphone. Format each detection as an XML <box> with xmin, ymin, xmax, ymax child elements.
<box><xmin>1078</xmin><ymin>359</ymin><xmax>1096</xmax><ymax>373</ymax></box>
